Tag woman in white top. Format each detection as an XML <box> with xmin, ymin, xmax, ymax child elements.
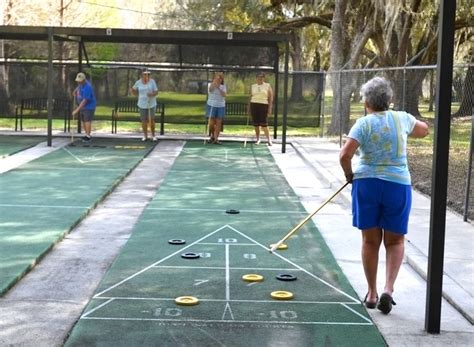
<box><xmin>206</xmin><ymin>72</ymin><xmax>227</xmax><ymax>144</ymax></box>
<box><xmin>248</xmin><ymin>72</ymin><xmax>273</xmax><ymax>145</ymax></box>
<box><xmin>131</xmin><ymin>69</ymin><xmax>159</xmax><ymax>141</ymax></box>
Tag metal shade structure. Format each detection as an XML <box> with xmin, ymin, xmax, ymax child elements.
<box><xmin>0</xmin><ymin>25</ymin><xmax>290</xmax><ymax>151</ymax></box>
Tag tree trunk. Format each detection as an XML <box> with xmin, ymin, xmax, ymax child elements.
<box><xmin>113</xmin><ymin>69</ymin><xmax>118</xmax><ymax>100</ymax></box>
<box><xmin>428</xmin><ymin>69</ymin><xmax>434</xmax><ymax>112</ymax></box>
<box><xmin>289</xmin><ymin>31</ymin><xmax>304</xmax><ymax>102</ymax></box>
<box><xmin>453</xmin><ymin>66</ymin><xmax>473</xmax><ymax>117</ymax></box>
<box><xmin>0</xmin><ymin>40</ymin><xmax>8</xmax><ymax>114</ymax></box>
<box><xmin>327</xmin><ymin>0</ymin><xmax>373</xmax><ymax>135</ymax></box>
<box><xmin>391</xmin><ymin>68</ymin><xmax>426</xmax><ymax>117</ymax></box>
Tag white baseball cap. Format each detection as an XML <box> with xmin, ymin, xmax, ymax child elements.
<box><xmin>75</xmin><ymin>72</ymin><xmax>86</xmax><ymax>82</ymax></box>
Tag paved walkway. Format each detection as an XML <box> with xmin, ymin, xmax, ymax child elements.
<box><xmin>0</xmin><ymin>133</ymin><xmax>472</xmax><ymax>346</ymax></box>
<box><xmin>0</xmin><ymin>140</ymin><xmax>183</xmax><ymax>346</ymax></box>
<box><xmin>270</xmin><ymin>137</ymin><xmax>473</xmax><ymax>346</ymax></box>
<box><xmin>0</xmin><ymin>137</ymin><xmax>69</xmax><ymax>174</ymax></box>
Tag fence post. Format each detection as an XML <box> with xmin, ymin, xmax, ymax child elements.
<box><xmin>402</xmin><ymin>67</ymin><xmax>407</xmax><ymax>110</ymax></box>
<box><xmin>338</xmin><ymin>71</ymin><xmax>342</xmax><ymax>147</ymax></box>
<box><xmin>47</xmin><ymin>27</ymin><xmax>53</xmax><ymax>147</ymax></box>
<box><xmin>320</xmin><ymin>72</ymin><xmax>326</xmax><ymax>137</ymax></box>
<box><xmin>463</xmin><ymin>106</ymin><xmax>474</xmax><ymax>221</ymax></box>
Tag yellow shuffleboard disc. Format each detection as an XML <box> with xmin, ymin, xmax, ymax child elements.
<box><xmin>269</xmin><ymin>243</ymin><xmax>288</xmax><ymax>250</ymax></box>
<box><xmin>242</xmin><ymin>274</ymin><xmax>264</xmax><ymax>282</ymax></box>
<box><xmin>175</xmin><ymin>296</ymin><xmax>199</xmax><ymax>306</ymax></box>
<box><xmin>115</xmin><ymin>145</ymin><xmax>146</xmax><ymax>149</ymax></box>
<box><xmin>270</xmin><ymin>291</ymin><xmax>294</xmax><ymax>300</ymax></box>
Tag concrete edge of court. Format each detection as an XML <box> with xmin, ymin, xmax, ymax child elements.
<box><xmin>270</xmin><ymin>137</ymin><xmax>473</xmax><ymax>346</ymax></box>
<box><xmin>0</xmin><ymin>138</ymin><xmax>157</xmax><ymax>296</ymax></box>
<box><xmin>0</xmin><ymin>140</ymin><xmax>185</xmax><ymax>346</ymax></box>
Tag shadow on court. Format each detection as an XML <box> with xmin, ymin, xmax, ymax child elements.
<box><xmin>65</xmin><ymin>141</ymin><xmax>386</xmax><ymax>346</ymax></box>
<box><xmin>0</xmin><ymin>138</ymin><xmax>156</xmax><ymax>295</ymax></box>
<box><xmin>0</xmin><ymin>135</ymin><xmax>45</xmax><ymax>158</ymax></box>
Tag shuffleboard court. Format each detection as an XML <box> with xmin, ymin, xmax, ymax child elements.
<box><xmin>66</xmin><ymin>141</ymin><xmax>386</xmax><ymax>346</ymax></box>
<box><xmin>0</xmin><ymin>135</ymin><xmax>46</xmax><ymax>158</ymax></box>
<box><xmin>0</xmin><ymin>138</ymin><xmax>156</xmax><ymax>295</ymax></box>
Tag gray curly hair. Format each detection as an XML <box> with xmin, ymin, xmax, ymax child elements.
<box><xmin>360</xmin><ymin>77</ymin><xmax>393</xmax><ymax>111</ymax></box>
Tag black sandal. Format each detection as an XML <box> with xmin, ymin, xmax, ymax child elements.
<box><xmin>363</xmin><ymin>293</ymin><xmax>378</xmax><ymax>309</ymax></box>
<box><xmin>377</xmin><ymin>293</ymin><xmax>396</xmax><ymax>314</ymax></box>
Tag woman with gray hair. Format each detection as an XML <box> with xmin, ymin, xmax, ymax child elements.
<box><xmin>339</xmin><ymin>76</ymin><xmax>428</xmax><ymax>314</ymax></box>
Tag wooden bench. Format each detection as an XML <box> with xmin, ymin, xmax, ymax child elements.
<box><xmin>204</xmin><ymin>102</ymin><xmax>249</xmax><ymax>134</ymax></box>
<box><xmin>111</xmin><ymin>100</ymin><xmax>166</xmax><ymax>134</ymax></box>
<box><xmin>222</xmin><ymin>102</ymin><xmax>249</xmax><ymax>129</ymax></box>
<box><xmin>15</xmin><ymin>97</ymin><xmax>72</xmax><ymax>131</ymax></box>
<box><xmin>226</xmin><ymin>102</ymin><xmax>248</xmax><ymax>117</ymax></box>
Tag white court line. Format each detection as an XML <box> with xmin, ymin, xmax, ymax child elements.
<box><xmin>180</xmin><ymin>149</ymin><xmax>233</xmax><ymax>168</ymax></box>
<box><xmin>198</xmin><ymin>242</ymin><xmax>257</xmax><ymax>246</ymax></box>
<box><xmin>0</xmin><ymin>138</ymin><xmax>69</xmax><ymax>174</ymax></box>
<box><xmin>0</xmin><ymin>203</ymin><xmax>88</xmax><ymax>209</ymax></box>
<box><xmin>62</xmin><ymin>146</ymin><xmax>85</xmax><ymax>164</ymax></box>
<box><xmin>341</xmin><ymin>303</ymin><xmax>372</xmax><ymax>324</ymax></box>
<box><xmin>15</xmin><ymin>166</ymin><xmax>125</xmax><ymax>172</ymax></box>
<box><xmin>222</xmin><ymin>302</ymin><xmax>235</xmax><ymax>321</ymax></box>
<box><xmin>81</xmin><ymin>298</ymin><xmax>115</xmax><ymax>318</ymax></box>
<box><xmin>81</xmin><ymin>317</ymin><xmax>373</xmax><ymax>326</ymax></box>
<box><xmin>152</xmin><ymin>265</ymin><xmax>301</xmax><ymax>271</ymax></box>
<box><xmin>93</xmin><ymin>296</ymin><xmax>358</xmax><ymax>305</ymax></box>
<box><xmin>94</xmin><ymin>223</ymin><xmax>360</xmax><ymax>303</ymax></box>
<box><xmin>225</xmin><ymin>244</ymin><xmax>230</xmax><ymax>301</ymax></box>
<box><xmin>94</xmin><ymin>225</ymin><xmax>231</xmax><ymax>297</ymax></box>
<box><xmin>223</xmin><ymin>225</ymin><xmax>360</xmax><ymax>303</ymax></box>
<box><xmin>146</xmin><ymin>207</ymin><xmax>306</xmax><ymax>214</ymax></box>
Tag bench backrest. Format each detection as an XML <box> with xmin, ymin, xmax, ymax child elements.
<box><xmin>226</xmin><ymin>102</ymin><xmax>247</xmax><ymax>115</ymax></box>
<box><xmin>114</xmin><ymin>100</ymin><xmax>164</xmax><ymax>113</ymax></box>
<box><xmin>19</xmin><ymin>97</ymin><xmax>71</xmax><ymax>113</ymax></box>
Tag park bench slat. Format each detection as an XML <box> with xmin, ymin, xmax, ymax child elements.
<box><xmin>15</xmin><ymin>97</ymin><xmax>72</xmax><ymax>132</ymax></box>
<box><xmin>111</xmin><ymin>100</ymin><xmax>165</xmax><ymax>135</ymax></box>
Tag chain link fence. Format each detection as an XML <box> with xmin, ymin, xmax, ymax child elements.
<box><xmin>0</xmin><ymin>57</ymin><xmax>472</xmax><ymax>221</ymax></box>
<box><xmin>319</xmin><ymin>65</ymin><xmax>473</xmax><ymax>222</ymax></box>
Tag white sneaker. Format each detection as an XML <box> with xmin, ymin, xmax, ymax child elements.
<box><xmin>141</xmin><ymin>137</ymin><xmax>147</xmax><ymax>142</ymax></box>
<box><xmin>152</xmin><ymin>136</ymin><xmax>157</xmax><ymax>142</ymax></box>
<box><xmin>267</xmin><ymin>140</ymin><xmax>272</xmax><ymax>146</ymax></box>
<box><xmin>255</xmin><ymin>139</ymin><xmax>261</xmax><ymax>145</ymax></box>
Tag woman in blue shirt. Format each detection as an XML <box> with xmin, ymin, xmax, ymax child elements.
<box><xmin>206</xmin><ymin>72</ymin><xmax>227</xmax><ymax>144</ymax></box>
<box><xmin>340</xmin><ymin>77</ymin><xmax>428</xmax><ymax>314</ymax></box>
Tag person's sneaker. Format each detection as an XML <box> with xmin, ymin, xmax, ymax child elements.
<box><xmin>81</xmin><ymin>135</ymin><xmax>91</xmax><ymax>143</ymax></box>
<box><xmin>267</xmin><ymin>140</ymin><xmax>272</xmax><ymax>146</ymax></box>
<box><xmin>152</xmin><ymin>136</ymin><xmax>158</xmax><ymax>142</ymax></box>
<box><xmin>255</xmin><ymin>139</ymin><xmax>261</xmax><ymax>145</ymax></box>
<box><xmin>141</xmin><ymin>137</ymin><xmax>147</xmax><ymax>142</ymax></box>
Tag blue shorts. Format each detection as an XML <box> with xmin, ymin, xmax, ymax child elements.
<box><xmin>80</xmin><ymin>109</ymin><xmax>95</xmax><ymax>122</ymax></box>
<box><xmin>206</xmin><ymin>105</ymin><xmax>225</xmax><ymax>119</ymax></box>
<box><xmin>352</xmin><ymin>178</ymin><xmax>412</xmax><ymax>235</ymax></box>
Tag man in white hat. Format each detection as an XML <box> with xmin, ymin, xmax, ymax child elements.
<box><xmin>72</xmin><ymin>72</ymin><xmax>96</xmax><ymax>142</ymax></box>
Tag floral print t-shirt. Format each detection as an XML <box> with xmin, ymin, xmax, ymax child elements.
<box><xmin>347</xmin><ymin>110</ymin><xmax>417</xmax><ymax>185</ymax></box>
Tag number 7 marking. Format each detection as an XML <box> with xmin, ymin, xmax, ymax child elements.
<box><xmin>194</xmin><ymin>279</ymin><xmax>209</xmax><ymax>286</ymax></box>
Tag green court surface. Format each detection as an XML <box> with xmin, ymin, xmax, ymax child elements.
<box><xmin>66</xmin><ymin>142</ymin><xmax>386</xmax><ymax>346</ymax></box>
<box><xmin>0</xmin><ymin>138</ymin><xmax>155</xmax><ymax>295</ymax></box>
<box><xmin>0</xmin><ymin>135</ymin><xmax>45</xmax><ymax>157</ymax></box>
